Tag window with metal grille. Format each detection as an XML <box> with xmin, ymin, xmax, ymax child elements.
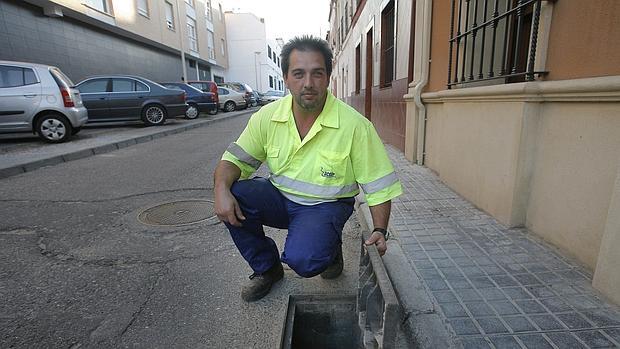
<box><xmin>447</xmin><ymin>0</ymin><xmax>545</xmax><ymax>89</ymax></box>
<box><xmin>380</xmin><ymin>0</ymin><xmax>395</xmax><ymax>87</ymax></box>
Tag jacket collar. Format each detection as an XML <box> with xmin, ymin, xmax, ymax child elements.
<box><xmin>270</xmin><ymin>91</ymin><xmax>339</xmax><ymax>129</ymax></box>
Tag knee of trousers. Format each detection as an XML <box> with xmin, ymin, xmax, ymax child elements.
<box><xmin>285</xmin><ymin>254</ymin><xmax>332</xmax><ymax>278</ymax></box>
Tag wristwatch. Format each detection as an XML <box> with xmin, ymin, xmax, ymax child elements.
<box><xmin>373</xmin><ymin>227</ymin><xmax>390</xmax><ymax>241</ymax></box>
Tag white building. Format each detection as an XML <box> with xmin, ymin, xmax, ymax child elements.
<box><xmin>224</xmin><ymin>11</ymin><xmax>285</xmax><ymax>93</ymax></box>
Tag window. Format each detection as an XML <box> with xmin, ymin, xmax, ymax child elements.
<box><xmin>111</xmin><ymin>79</ymin><xmax>134</xmax><ymax>92</ymax></box>
<box><xmin>219</xmin><ymin>3</ymin><xmax>223</xmax><ymax>20</ymax></box>
<box><xmin>165</xmin><ymin>2</ymin><xmax>175</xmax><ymax>30</ymax></box>
<box><xmin>205</xmin><ymin>0</ymin><xmax>212</xmax><ymax>21</ymax></box>
<box><xmin>207</xmin><ymin>30</ymin><xmax>215</xmax><ymax>59</ymax></box>
<box><xmin>110</xmin><ymin>79</ymin><xmax>148</xmax><ymax>92</ymax></box>
<box><xmin>380</xmin><ymin>0</ymin><xmax>395</xmax><ymax>87</ymax></box>
<box><xmin>221</xmin><ymin>38</ymin><xmax>225</xmax><ymax>56</ymax></box>
<box><xmin>272</xmin><ymin>54</ymin><xmax>276</xmax><ymax>64</ymax></box>
<box><xmin>187</xmin><ymin>17</ymin><xmax>198</xmax><ymax>52</ymax></box>
<box><xmin>447</xmin><ymin>0</ymin><xmax>543</xmax><ymax>88</ymax></box>
<box><xmin>355</xmin><ymin>43</ymin><xmax>361</xmax><ymax>94</ymax></box>
<box><xmin>277</xmin><ymin>57</ymin><xmax>280</xmax><ymax>67</ymax></box>
<box><xmin>77</xmin><ymin>79</ymin><xmax>108</xmax><ymax>93</ymax></box>
<box><xmin>137</xmin><ymin>0</ymin><xmax>148</xmax><ymax>16</ymax></box>
<box><xmin>269</xmin><ymin>75</ymin><xmax>273</xmax><ymax>88</ymax></box>
<box><xmin>0</xmin><ymin>66</ymin><xmax>38</xmax><ymax>88</ymax></box>
<box><xmin>217</xmin><ymin>87</ymin><xmax>228</xmax><ymax>95</ymax></box>
<box><xmin>214</xmin><ymin>75</ymin><xmax>224</xmax><ymax>84</ymax></box>
<box><xmin>268</xmin><ymin>45</ymin><xmax>272</xmax><ymax>59</ymax></box>
<box><xmin>84</xmin><ymin>0</ymin><xmax>111</xmax><ymax>14</ymax></box>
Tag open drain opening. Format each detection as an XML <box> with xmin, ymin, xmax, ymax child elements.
<box><xmin>280</xmin><ymin>295</ymin><xmax>359</xmax><ymax>349</ymax></box>
<box><xmin>137</xmin><ymin>199</ymin><xmax>216</xmax><ymax>226</ymax></box>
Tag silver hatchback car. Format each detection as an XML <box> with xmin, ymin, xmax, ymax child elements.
<box><xmin>0</xmin><ymin>60</ymin><xmax>88</xmax><ymax>142</ymax></box>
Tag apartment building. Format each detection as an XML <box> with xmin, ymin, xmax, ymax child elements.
<box><xmin>0</xmin><ymin>0</ymin><xmax>228</xmax><ymax>83</ymax></box>
<box><xmin>223</xmin><ymin>11</ymin><xmax>284</xmax><ymax>93</ymax></box>
<box><xmin>329</xmin><ymin>0</ymin><xmax>620</xmax><ymax>304</ymax></box>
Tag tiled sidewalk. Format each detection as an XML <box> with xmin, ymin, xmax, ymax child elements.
<box><xmin>386</xmin><ymin>146</ymin><xmax>620</xmax><ymax>349</ymax></box>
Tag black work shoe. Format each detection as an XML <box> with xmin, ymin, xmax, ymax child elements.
<box><xmin>320</xmin><ymin>246</ymin><xmax>343</xmax><ymax>279</ymax></box>
<box><xmin>241</xmin><ymin>262</ymin><xmax>284</xmax><ymax>302</ymax></box>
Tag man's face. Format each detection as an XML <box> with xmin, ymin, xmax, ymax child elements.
<box><xmin>284</xmin><ymin>49</ymin><xmax>329</xmax><ymax>113</ymax></box>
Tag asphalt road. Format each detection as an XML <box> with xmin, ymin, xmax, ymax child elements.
<box><xmin>0</xmin><ymin>113</ymin><xmax>361</xmax><ymax>348</ymax></box>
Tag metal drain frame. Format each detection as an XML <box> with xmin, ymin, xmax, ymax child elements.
<box><xmin>356</xmin><ymin>196</ymin><xmax>402</xmax><ymax>349</ymax></box>
<box><xmin>137</xmin><ymin>199</ymin><xmax>217</xmax><ymax>227</ymax></box>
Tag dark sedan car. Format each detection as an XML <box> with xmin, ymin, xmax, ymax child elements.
<box><xmin>76</xmin><ymin>75</ymin><xmax>187</xmax><ymax>126</ymax></box>
<box><xmin>159</xmin><ymin>82</ymin><xmax>218</xmax><ymax>118</ymax></box>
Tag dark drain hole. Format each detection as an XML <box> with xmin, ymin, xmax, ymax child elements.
<box><xmin>280</xmin><ymin>295</ymin><xmax>360</xmax><ymax>349</ymax></box>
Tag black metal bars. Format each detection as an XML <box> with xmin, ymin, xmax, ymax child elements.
<box><xmin>447</xmin><ymin>0</ymin><xmax>544</xmax><ymax>88</ymax></box>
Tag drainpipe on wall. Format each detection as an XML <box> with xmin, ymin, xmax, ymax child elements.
<box><xmin>413</xmin><ymin>0</ymin><xmax>433</xmax><ymax>165</ymax></box>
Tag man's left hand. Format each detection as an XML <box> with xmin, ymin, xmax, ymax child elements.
<box><xmin>365</xmin><ymin>231</ymin><xmax>387</xmax><ymax>256</ymax></box>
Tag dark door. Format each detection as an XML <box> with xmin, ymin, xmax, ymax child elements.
<box><xmin>364</xmin><ymin>29</ymin><xmax>373</xmax><ymax>120</ymax></box>
<box><xmin>77</xmin><ymin>78</ymin><xmax>110</xmax><ymax>121</ymax></box>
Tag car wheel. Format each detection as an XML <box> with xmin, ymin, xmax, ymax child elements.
<box><xmin>142</xmin><ymin>104</ymin><xmax>167</xmax><ymax>126</ymax></box>
<box><xmin>224</xmin><ymin>101</ymin><xmax>236</xmax><ymax>112</ymax></box>
<box><xmin>185</xmin><ymin>103</ymin><xmax>199</xmax><ymax>119</ymax></box>
<box><xmin>36</xmin><ymin>114</ymin><xmax>72</xmax><ymax>143</ymax></box>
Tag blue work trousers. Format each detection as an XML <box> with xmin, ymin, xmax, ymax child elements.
<box><xmin>224</xmin><ymin>177</ymin><xmax>354</xmax><ymax>278</ymax></box>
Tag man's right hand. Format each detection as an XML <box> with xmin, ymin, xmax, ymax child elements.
<box><xmin>214</xmin><ymin>188</ymin><xmax>246</xmax><ymax>227</ymax></box>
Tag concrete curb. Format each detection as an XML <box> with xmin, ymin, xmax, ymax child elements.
<box><xmin>355</xmin><ymin>196</ymin><xmax>456</xmax><ymax>349</ymax></box>
<box><xmin>0</xmin><ymin>110</ymin><xmax>253</xmax><ymax>180</ymax></box>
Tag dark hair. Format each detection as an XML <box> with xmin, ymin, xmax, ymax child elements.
<box><xmin>280</xmin><ymin>35</ymin><xmax>333</xmax><ymax>78</ymax></box>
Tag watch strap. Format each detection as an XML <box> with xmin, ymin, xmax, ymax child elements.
<box><xmin>372</xmin><ymin>227</ymin><xmax>389</xmax><ymax>240</ymax></box>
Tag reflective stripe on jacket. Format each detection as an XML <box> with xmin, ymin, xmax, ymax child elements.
<box><xmin>221</xmin><ymin>91</ymin><xmax>402</xmax><ymax>206</ymax></box>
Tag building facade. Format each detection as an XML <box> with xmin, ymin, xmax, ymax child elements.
<box><xmin>330</xmin><ymin>0</ymin><xmax>620</xmax><ymax>304</ymax></box>
<box><xmin>0</xmin><ymin>0</ymin><xmax>228</xmax><ymax>83</ymax></box>
<box><xmin>223</xmin><ymin>11</ymin><xmax>284</xmax><ymax>93</ymax></box>
<box><xmin>328</xmin><ymin>0</ymin><xmax>413</xmax><ymax>152</ymax></box>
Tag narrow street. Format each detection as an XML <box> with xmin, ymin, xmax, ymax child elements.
<box><xmin>0</xmin><ymin>114</ymin><xmax>361</xmax><ymax>348</ymax></box>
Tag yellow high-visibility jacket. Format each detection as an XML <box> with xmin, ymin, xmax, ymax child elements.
<box><xmin>222</xmin><ymin>91</ymin><xmax>402</xmax><ymax>206</ymax></box>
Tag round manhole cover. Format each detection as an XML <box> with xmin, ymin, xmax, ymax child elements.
<box><xmin>138</xmin><ymin>200</ymin><xmax>215</xmax><ymax>226</ymax></box>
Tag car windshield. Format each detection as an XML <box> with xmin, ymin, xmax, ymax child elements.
<box><xmin>185</xmin><ymin>84</ymin><xmax>204</xmax><ymax>93</ymax></box>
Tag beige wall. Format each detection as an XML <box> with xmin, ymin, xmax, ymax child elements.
<box><xmin>526</xmin><ymin>102</ymin><xmax>620</xmax><ymax>268</ymax></box>
<box><xmin>419</xmin><ymin>76</ymin><xmax>620</xmax><ymax>302</ymax></box>
<box><xmin>593</xmin><ymin>157</ymin><xmax>620</xmax><ymax>305</ymax></box>
<box><xmin>424</xmin><ymin>101</ymin><xmax>528</xmax><ymax>225</ymax></box>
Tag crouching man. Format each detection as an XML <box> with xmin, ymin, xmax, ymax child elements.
<box><xmin>214</xmin><ymin>35</ymin><xmax>402</xmax><ymax>302</ymax></box>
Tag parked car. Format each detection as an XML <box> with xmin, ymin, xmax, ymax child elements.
<box><xmin>250</xmin><ymin>91</ymin><xmax>262</xmax><ymax>107</ymax></box>
<box><xmin>159</xmin><ymin>82</ymin><xmax>217</xmax><ymax>118</ymax></box>
<box><xmin>76</xmin><ymin>75</ymin><xmax>187</xmax><ymax>126</ymax></box>
<box><xmin>187</xmin><ymin>80</ymin><xmax>219</xmax><ymax>105</ymax></box>
<box><xmin>0</xmin><ymin>60</ymin><xmax>88</xmax><ymax>143</ymax></box>
<box><xmin>260</xmin><ymin>90</ymin><xmax>286</xmax><ymax>105</ymax></box>
<box><xmin>220</xmin><ymin>82</ymin><xmax>254</xmax><ymax>106</ymax></box>
<box><xmin>217</xmin><ymin>87</ymin><xmax>247</xmax><ymax>112</ymax></box>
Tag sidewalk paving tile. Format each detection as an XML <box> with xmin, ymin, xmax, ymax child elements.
<box><xmin>383</xmin><ymin>146</ymin><xmax>620</xmax><ymax>349</ymax></box>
